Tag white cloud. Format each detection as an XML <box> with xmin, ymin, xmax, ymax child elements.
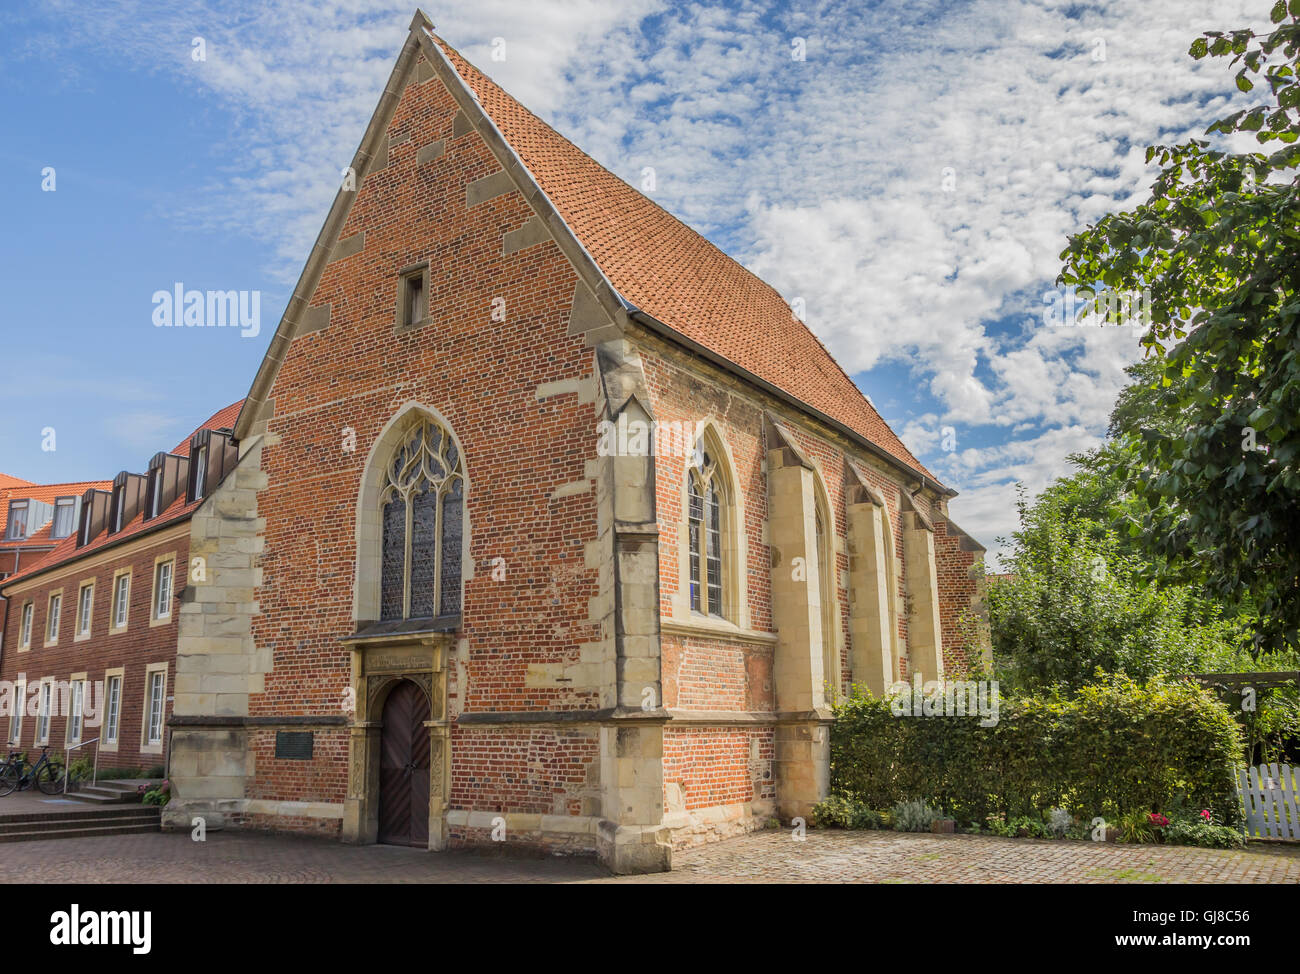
<box><xmin>34</xmin><ymin>0</ymin><xmax>1271</xmax><ymax>557</ymax></box>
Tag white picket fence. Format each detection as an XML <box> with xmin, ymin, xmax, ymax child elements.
<box><xmin>1236</xmin><ymin>763</ymin><xmax>1300</xmax><ymax>840</ymax></box>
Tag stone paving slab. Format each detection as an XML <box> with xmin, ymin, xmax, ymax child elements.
<box><xmin>0</xmin><ymin>828</ymin><xmax>1295</xmax><ymax>883</ymax></box>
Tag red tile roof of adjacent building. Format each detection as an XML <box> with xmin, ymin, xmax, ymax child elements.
<box><xmin>429</xmin><ymin>33</ymin><xmax>938</xmax><ymax>485</ymax></box>
<box><xmin>0</xmin><ymin>401</ymin><xmax>244</xmax><ymax>588</ymax></box>
<box><xmin>0</xmin><ymin>474</ymin><xmax>33</xmax><ymax>490</ymax></box>
<box><xmin>0</xmin><ymin>479</ymin><xmax>114</xmax><ymax>541</ymax></box>
<box><xmin>172</xmin><ymin>400</ymin><xmax>242</xmax><ymax>457</ymax></box>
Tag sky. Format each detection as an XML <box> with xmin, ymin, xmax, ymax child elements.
<box><xmin>0</xmin><ymin>0</ymin><xmax>1270</xmax><ymax>565</ymax></box>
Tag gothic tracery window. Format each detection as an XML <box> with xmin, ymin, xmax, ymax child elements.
<box><xmin>687</xmin><ymin>442</ymin><xmax>726</xmax><ymax>618</ymax></box>
<box><xmin>379</xmin><ymin>419</ymin><xmax>464</xmax><ymax>622</ymax></box>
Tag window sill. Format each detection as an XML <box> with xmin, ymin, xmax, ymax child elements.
<box><xmin>661</xmin><ymin>615</ymin><xmax>777</xmax><ymax>647</ymax></box>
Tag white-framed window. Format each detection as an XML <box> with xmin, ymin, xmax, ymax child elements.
<box><xmin>7</xmin><ymin>680</ymin><xmax>24</xmax><ymax>745</ymax></box>
<box><xmin>19</xmin><ymin>602</ymin><xmax>33</xmax><ymax>649</ymax></box>
<box><xmin>36</xmin><ymin>681</ymin><xmax>52</xmax><ymax>744</ymax></box>
<box><xmin>112</xmin><ymin>495</ymin><xmax>124</xmax><ymax>532</ymax></box>
<box><xmin>152</xmin><ymin>559</ymin><xmax>174</xmax><ymax>621</ymax></box>
<box><xmin>149</xmin><ymin>468</ymin><xmax>164</xmax><ymax>518</ymax></box>
<box><xmin>51</xmin><ymin>497</ymin><xmax>77</xmax><ymax>539</ymax></box>
<box><xmin>45</xmin><ymin>593</ymin><xmax>62</xmax><ymax>643</ymax></box>
<box><xmin>67</xmin><ymin>679</ymin><xmax>85</xmax><ymax>743</ymax></box>
<box><xmin>191</xmin><ymin>445</ymin><xmax>208</xmax><ymax>501</ymax></box>
<box><xmin>112</xmin><ymin>571</ymin><xmax>131</xmax><ymax>629</ymax></box>
<box><xmin>76</xmin><ymin>582</ymin><xmax>94</xmax><ymax>637</ymax></box>
<box><xmin>104</xmin><ymin>674</ymin><xmax>122</xmax><ymax>747</ymax></box>
<box><xmin>144</xmin><ymin>668</ymin><xmax>167</xmax><ymax>747</ymax></box>
<box><xmin>5</xmin><ymin>500</ymin><xmax>28</xmax><ymax>540</ymax></box>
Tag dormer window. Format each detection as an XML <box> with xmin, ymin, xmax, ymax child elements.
<box><xmin>5</xmin><ymin>500</ymin><xmax>28</xmax><ymax>540</ymax></box>
<box><xmin>149</xmin><ymin>467</ymin><xmax>164</xmax><ymax>517</ymax></box>
<box><xmin>111</xmin><ymin>486</ymin><xmax>126</xmax><ymax>533</ymax></box>
<box><xmin>190</xmin><ymin>444</ymin><xmax>209</xmax><ymax>501</ymax></box>
<box><xmin>51</xmin><ymin>497</ymin><xmax>76</xmax><ymax>539</ymax></box>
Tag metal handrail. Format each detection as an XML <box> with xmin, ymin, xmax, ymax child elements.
<box><xmin>63</xmin><ymin>737</ymin><xmax>100</xmax><ymax>794</ymax></box>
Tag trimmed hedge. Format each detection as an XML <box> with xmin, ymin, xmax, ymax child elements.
<box><xmin>830</xmin><ymin>674</ymin><xmax>1243</xmax><ymax>826</ymax></box>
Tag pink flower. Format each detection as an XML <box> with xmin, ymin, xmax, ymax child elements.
<box><xmin>1199</xmin><ymin>809</ymin><xmax>1212</xmax><ymax>822</ymax></box>
<box><xmin>1148</xmin><ymin>812</ymin><xmax>1169</xmax><ymax>827</ymax></box>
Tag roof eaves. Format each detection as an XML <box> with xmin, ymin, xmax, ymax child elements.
<box><xmin>628</xmin><ymin>305</ymin><xmax>956</xmax><ymax>498</ymax></box>
<box><xmin>233</xmin><ymin>25</ymin><xmax>426</xmax><ymax>441</ymax></box>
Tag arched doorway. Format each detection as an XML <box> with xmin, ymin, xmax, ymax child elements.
<box><xmin>378</xmin><ymin>679</ymin><xmax>431</xmax><ymax>847</ymax></box>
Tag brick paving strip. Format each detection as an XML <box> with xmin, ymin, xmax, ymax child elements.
<box><xmin>0</xmin><ymin>828</ymin><xmax>1296</xmax><ymax>883</ymax></box>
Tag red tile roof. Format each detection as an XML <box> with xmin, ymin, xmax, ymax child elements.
<box><xmin>0</xmin><ymin>401</ymin><xmax>244</xmax><ymax>589</ymax></box>
<box><xmin>0</xmin><ymin>480</ymin><xmax>114</xmax><ymax>541</ymax></box>
<box><xmin>430</xmin><ymin>34</ymin><xmax>937</xmax><ymax>484</ymax></box>
<box><xmin>172</xmin><ymin>400</ymin><xmax>242</xmax><ymax>457</ymax></box>
<box><xmin>0</xmin><ymin>474</ymin><xmax>33</xmax><ymax>490</ymax></box>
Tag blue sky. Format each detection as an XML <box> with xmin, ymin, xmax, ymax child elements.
<box><xmin>0</xmin><ymin>0</ymin><xmax>1267</xmax><ymax>562</ymax></box>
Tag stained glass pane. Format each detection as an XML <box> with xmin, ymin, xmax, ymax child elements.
<box><xmin>409</xmin><ymin>486</ymin><xmax>438</xmax><ymax>618</ymax></box>
<box><xmin>439</xmin><ymin>481</ymin><xmax>463</xmax><ymax>616</ymax></box>
<box><xmin>688</xmin><ymin>478</ymin><xmax>703</xmax><ymax>612</ymax></box>
<box><xmin>380</xmin><ymin>494</ymin><xmax>406</xmax><ymax>621</ymax></box>
<box><xmin>706</xmin><ymin>485</ymin><xmax>722</xmax><ymax>615</ymax></box>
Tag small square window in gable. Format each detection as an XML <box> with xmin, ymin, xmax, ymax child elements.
<box><xmin>395</xmin><ymin>263</ymin><xmax>431</xmax><ymax>333</ymax></box>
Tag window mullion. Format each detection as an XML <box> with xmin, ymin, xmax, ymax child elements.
<box><xmin>403</xmin><ymin>495</ymin><xmax>413</xmax><ymax>620</ymax></box>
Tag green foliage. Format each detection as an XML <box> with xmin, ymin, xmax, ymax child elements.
<box><xmin>141</xmin><ymin>780</ymin><xmax>170</xmax><ymax>806</ymax></box>
<box><xmin>987</xmin><ymin>484</ymin><xmax>1244</xmax><ymax>691</ymax></box>
<box><xmin>810</xmin><ymin>795</ymin><xmax>885</xmax><ymax>830</ymax></box>
<box><xmin>891</xmin><ymin>800</ymin><xmax>943</xmax><ymax>833</ymax></box>
<box><xmin>1164</xmin><ymin>818</ymin><xmax>1246</xmax><ymax>848</ymax></box>
<box><xmin>1059</xmin><ymin>11</ymin><xmax>1300</xmax><ymax>649</ymax></box>
<box><xmin>67</xmin><ymin>757</ymin><xmax>94</xmax><ymax>783</ymax></box>
<box><xmin>830</xmin><ymin>676</ymin><xmax>1243</xmax><ymax>827</ymax></box>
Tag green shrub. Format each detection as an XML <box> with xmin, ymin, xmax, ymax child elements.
<box><xmin>891</xmin><ymin>800</ymin><xmax>942</xmax><ymax>832</ymax></box>
<box><xmin>830</xmin><ymin>674</ymin><xmax>1243</xmax><ymax>828</ymax></box>
<box><xmin>810</xmin><ymin>796</ymin><xmax>884</xmax><ymax>830</ymax></box>
<box><xmin>1164</xmin><ymin>819</ymin><xmax>1245</xmax><ymax>849</ymax></box>
<box><xmin>67</xmin><ymin>757</ymin><xmax>94</xmax><ymax>783</ymax></box>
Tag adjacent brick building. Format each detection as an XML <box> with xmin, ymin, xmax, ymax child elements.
<box><xmin>150</xmin><ymin>11</ymin><xmax>989</xmax><ymax>873</ymax></box>
<box><xmin>0</xmin><ymin>403</ymin><xmax>241</xmax><ymax>771</ymax></box>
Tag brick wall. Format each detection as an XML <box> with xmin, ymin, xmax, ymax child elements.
<box><xmin>246</xmin><ymin>54</ymin><xmax>604</xmax><ymax>821</ymax></box>
<box><xmin>0</xmin><ymin>524</ymin><xmax>188</xmax><ymax>772</ymax></box>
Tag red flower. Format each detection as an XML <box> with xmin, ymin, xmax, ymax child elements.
<box><xmin>1199</xmin><ymin>809</ymin><xmax>1212</xmax><ymax>822</ymax></box>
<box><xmin>1148</xmin><ymin>812</ymin><xmax>1169</xmax><ymax>827</ymax></box>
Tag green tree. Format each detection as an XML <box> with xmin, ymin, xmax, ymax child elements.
<box><xmin>987</xmin><ymin>486</ymin><xmax>1243</xmax><ymax>691</ymax></box>
<box><xmin>1058</xmin><ymin>4</ymin><xmax>1300</xmax><ymax>650</ymax></box>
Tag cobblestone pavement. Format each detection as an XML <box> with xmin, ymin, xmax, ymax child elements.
<box><xmin>0</xmin><ymin>828</ymin><xmax>1296</xmax><ymax>883</ymax></box>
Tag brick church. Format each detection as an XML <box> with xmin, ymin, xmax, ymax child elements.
<box><xmin>164</xmin><ymin>10</ymin><xmax>987</xmax><ymax>873</ymax></box>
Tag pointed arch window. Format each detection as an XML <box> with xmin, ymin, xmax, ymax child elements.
<box><xmin>687</xmin><ymin>443</ymin><xmax>727</xmax><ymax>618</ymax></box>
<box><xmin>379</xmin><ymin>419</ymin><xmax>464</xmax><ymax>622</ymax></box>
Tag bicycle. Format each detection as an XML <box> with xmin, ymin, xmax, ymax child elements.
<box><xmin>0</xmin><ymin>744</ymin><xmax>65</xmax><ymax>796</ymax></box>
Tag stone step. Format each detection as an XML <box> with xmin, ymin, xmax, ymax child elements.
<box><xmin>0</xmin><ymin>805</ymin><xmax>160</xmax><ymax>827</ymax></box>
<box><xmin>0</xmin><ymin>820</ymin><xmax>161</xmax><ymax>844</ymax></box>
<box><xmin>67</xmin><ymin>789</ymin><xmax>140</xmax><ymax>804</ymax></box>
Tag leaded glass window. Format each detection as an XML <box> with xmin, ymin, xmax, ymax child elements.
<box><xmin>687</xmin><ymin>444</ymin><xmax>727</xmax><ymax>618</ymax></box>
<box><xmin>379</xmin><ymin>419</ymin><xmax>464</xmax><ymax>621</ymax></box>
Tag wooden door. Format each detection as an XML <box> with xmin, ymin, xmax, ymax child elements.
<box><xmin>377</xmin><ymin>680</ymin><xmax>431</xmax><ymax>847</ymax></box>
